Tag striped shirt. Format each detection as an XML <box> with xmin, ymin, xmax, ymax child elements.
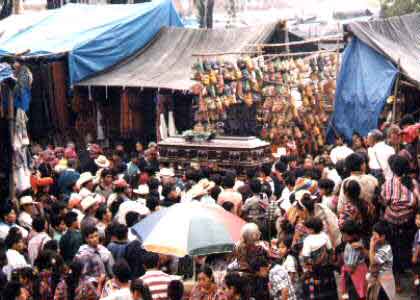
<box><xmin>140</xmin><ymin>270</ymin><xmax>172</xmax><ymax>300</ymax></box>
<box><xmin>375</xmin><ymin>244</ymin><xmax>393</xmax><ymax>273</ymax></box>
<box><xmin>380</xmin><ymin>177</ymin><xmax>419</xmax><ymax>225</ymax></box>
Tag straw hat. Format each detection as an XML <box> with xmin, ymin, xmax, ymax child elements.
<box><xmin>20</xmin><ymin>196</ymin><xmax>34</xmax><ymax>206</ymax></box>
<box><xmin>133</xmin><ymin>184</ymin><xmax>149</xmax><ymax>196</ymax></box>
<box><xmin>76</xmin><ymin>172</ymin><xmax>94</xmax><ymax>188</ymax></box>
<box><xmin>94</xmin><ymin>155</ymin><xmax>110</xmax><ymax>169</ymax></box>
<box><xmin>81</xmin><ymin>195</ymin><xmax>98</xmax><ymax>211</ymax></box>
<box><xmin>158</xmin><ymin>168</ymin><xmax>175</xmax><ymax>178</ymax></box>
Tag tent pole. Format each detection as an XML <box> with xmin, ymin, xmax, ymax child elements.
<box><xmin>8</xmin><ymin>86</ymin><xmax>15</xmax><ymax>204</ymax></box>
<box><xmin>193</xmin><ymin>256</ymin><xmax>196</xmax><ymax>281</ymax></box>
<box><xmin>392</xmin><ymin>59</ymin><xmax>401</xmax><ymax>124</ymax></box>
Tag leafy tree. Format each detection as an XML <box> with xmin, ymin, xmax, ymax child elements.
<box><xmin>380</xmin><ymin>0</ymin><xmax>420</xmax><ymax>17</ymax></box>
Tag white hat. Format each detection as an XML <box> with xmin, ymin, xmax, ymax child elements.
<box><xmin>158</xmin><ymin>168</ymin><xmax>175</xmax><ymax>177</ymax></box>
<box><xmin>76</xmin><ymin>172</ymin><xmax>94</xmax><ymax>188</ymax></box>
<box><xmin>20</xmin><ymin>196</ymin><xmax>34</xmax><ymax>206</ymax></box>
<box><xmin>133</xmin><ymin>184</ymin><xmax>149</xmax><ymax>195</ymax></box>
<box><xmin>94</xmin><ymin>155</ymin><xmax>110</xmax><ymax>169</ymax></box>
<box><xmin>81</xmin><ymin>195</ymin><xmax>98</xmax><ymax>211</ymax></box>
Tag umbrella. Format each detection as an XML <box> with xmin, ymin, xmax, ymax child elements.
<box><xmin>132</xmin><ymin>201</ymin><xmax>246</xmax><ymax>257</ymax></box>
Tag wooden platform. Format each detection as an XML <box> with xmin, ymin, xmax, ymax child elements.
<box><xmin>158</xmin><ymin>136</ymin><xmax>273</xmax><ymax>173</ymax></box>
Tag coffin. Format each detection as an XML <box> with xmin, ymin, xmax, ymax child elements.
<box><xmin>158</xmin><ymin>136</ymin><xmax>273</xmax><ymax>173</ymax></box>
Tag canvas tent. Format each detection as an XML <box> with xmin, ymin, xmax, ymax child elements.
<box><xmin>328</xmin><ymin>13</ymin><xmax>420</xmax><ymax>142</ymax></box>
<box><xmin>0</xmin><ymin>1</ymin><xmax>183</xmax><ymax>85</ymax></box>
<box><xmin>78</xmin><ymin>24</ymin><xmax>279</xmax><ymax>90</ymax></box>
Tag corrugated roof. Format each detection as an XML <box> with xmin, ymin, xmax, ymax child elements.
<box><xmin>78</xmin><ymin>24</ymin><xmax>277</xmax><ymax>90</ymax></box>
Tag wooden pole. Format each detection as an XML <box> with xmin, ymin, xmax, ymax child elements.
<box><xmin>247</xmin><ymin>34</ymin><xmax>343</xmax><ymax>48</ymax></box>
<box><xmin>391</xmin><ymin>58</ymin><xmax>401</xmax><ymax>124</ymax></box>
<box><xmin>7</xmin><ymin>86</ymin><xmax>15</xmax><ymax>203</ymax></box>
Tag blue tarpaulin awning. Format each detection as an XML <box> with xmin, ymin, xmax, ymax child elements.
<box><xmin>327</xmin><ymin>37</ymin><xmax>398</xmax><ymax>142</ymax></box>
<box><xmin>0</xmin><ymin>1</ymin><xmax>183</xmax><ymax>85</ymax></box>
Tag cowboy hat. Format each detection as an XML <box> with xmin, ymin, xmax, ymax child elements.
<box><xmin>94</xmin><ymin>155</ymin><xmax>110</xmax><ymax>169</ymax></box>
<box><xmin>133</xmin><ymin>184</ymin><xmax>149</xmax><ymax>195</ymax></box>
<box><xmin>158</xmin><ymin>168</ymin><xmax>175</xmax><ymax>178</ymax></box>
<box><xmin>76</xmin><ymin>172</ymin><xmax>94</xmax><ymax>188</ymax></box>
<box><xmin>81</xmin><ymin>195</ymin><xmax>98</xmax><ymax>211</ymax></box>
<box><xmin>20</xmin><ymin>196</ymin><xmax>34</xmax><ymax>206</ymax></box>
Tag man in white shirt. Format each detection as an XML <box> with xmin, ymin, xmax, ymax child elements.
<box><xmin>0</xmin><ymin>207</ymin><xmax>28</xmax><ymax>240</ymax></box>
<box><xmin>367</xmin><ymin>130</ymin><xmax>395</xmax><ymax>180</ymax></box>
<box><xmin>330</xmin><ymin>135</ymin><xmax>354</xmax><ymax>165</ymax></box>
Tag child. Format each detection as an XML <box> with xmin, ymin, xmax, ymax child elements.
<box><xmin>277</xmin><ymin>235</ymin><xmax>298</xmax><ymax>285</ymax></box>
<box><xmin>340</xmin><ymin>220</ymin><xmax>368</xmax><ymax>300</ymax></box>
<box><xmin>318</xmin><ymin>179</ymin><xmax>337</xmax><ymax>212</ymax></box>
<box><xmin>367</xmin><ymin>221</ymin><xmax>395</xmax><ymax>300</ymax></box>
<box><xmin>412</xmin><ymin>211</ymin><xmax>420</xmax><ymax>295</ymax></box>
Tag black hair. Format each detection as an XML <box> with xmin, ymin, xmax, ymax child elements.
<box><xmin>185</xmin><ymin>168</ymin><xmax>199</xmax><ymax>182</ymax></box>
<box><xmin>146</xmin><ymin>194</ymin><xmax>160</xmax><ymax>212</ymax></box>
<box><xmin>389</xmin><ymin>155</ymin><xmax>413</xmax><ymax>191</ymax></box>
<box><xmin>224</xmin><ymin>272</ymin><xmax>250</xmax><ymax>299</ymax></box>
<box><xmin>64</xmin><ymin>211</ymin><xmax>78</xmax><ymax>228</ymax></box>
<box><xmin>101</xmin><ymin>168</ymin><xmax>113</xmax><ymax>178</ymax></box>
<box><xmin>34</xmin><ymin>250</ymin><xmax>64</xmax><ymax>293</ymax></box>
<box><xmin>200</xmin><ymin>166</ymin><xmax>211</xmax><ymax>180</ymax></box>
<box><xmin>44</xmin><ymin>240</ymin><xmax>59</xmax><ymax>252</ymax></box>
<box><xmin>162</xmin><ymin>183</ymin><xmax>175</xmax><ymax>198</ymax></box>
<box><xmin>304</xmin><ymin>217</ymin><xmax>323</xmax><ymax>234</ymax></box>
<box><xmin>245</xmin><ymin>168</ymin><xmax>257</xmax><ymax>180</ymax></box>
<box><xmin>284</xmin><ymin>173</ymin><xmax>296</xmax><ymax>187</ymax></box>
<box><xmin>210</xmin><ymin>174</ymin><xmax>222</xmax><ymax>186</ymax></box>
<box><xmin>32</xmin><ymin>216</ymin><xmax>46</xmax><ymax>233</ymax></box>
<box><xmin>168</xmin><ymin>280</ymin><xmax>184</xmax><ymax>300</ymax></box>
<box><xmin>3</xmin><ymin>280</ymin><xmax>22</xmax><ymax>300</ymax></box>
<box><xmin>82</xmin><ymin>225</ymin><xmax>98</xmax><ymax>241</ymax></box>
<box><xmin>113</xmin><ymin>259</ymin><xmax>132</xmax><ymax>283</ymax></box>
<box><xmin>318</xmin><ymin>179</ymin><xmax>335</xmax><ymax>196</ymax></box>
<box><xmin>399</xmin><ymin>114</ymin><xmax>414</xmax><ymax>128</ymax></box>
<box><xmin>345</xmin><ymin>153</ymin><xmax>364</xmax><ymax>173</ymax></box>
<box><xmin>113</xmin><ymin>223</ymin><xmax>128</xmax><ymax>241</ymax></box>
<box><xmin>300</xmin><ymin>193</ymin><xmax>315</xmax><ymax>213</ymax></box>
<box><xmin>343</xmin><ymin>180</ymin><xmax>368</xmax><ymax>221</ymax></box>
<box><xmin>144</xmin><ymin>252</ymin><xmax>160</xmax><ymax>269</ymax></box>
<box><xmin>130</xmin><ymin>279</ymin><xmax>153</xmax><ymax>300</ymax></box>
<box><xmin>5</xmin><ymin>227</ymin><xmax>22</xmax><ymax>249</ymax></box>
<box><xmin>126</xmin><ymin>211</ymin><xmax>141</xmax><ymax>227</ymax></box>
<box><xmin>340</xmin><ymin>220</ymin><xmax>362</xmax><ymax>237</ymax></box>
<box><xmin>222</xmin><ymin>174</ymin><xmax>235</xmax><ymax>189</ymax></box>
<box><xmin>95</xmin><ymin>204</ymin><xmax>109</xmax><ymax>221</ymax></box>
<box><xmin>372</xmin><ymin>221</ymin><xmax>389</xmax><ymax>238</ymax></box>
<box><xmin>210</xmin><ymin>186</ymin><xmax>222</xmax><ymax>202</ymax></box>
<box><xmin>261</xmin><ymin>163</ymin><xmax>272</xmax><ymax>177</ymax></box>
<box><xmin>249</xmin><ymin>256</ymin><xmax>269</xmax><ymax>273</ymax></box>
<box><xmin>65</xmin><ymin>260</ymin><xmax>83</xmax><ymax>300</ymax></box>
<box><xmin>198</xmin><ymin>265</ymin><xmax>214</xmax><ymax>281</ymax></box>
<box><xmin>148</xmin><ymin>178</ymin><xmax>160</xmax><ymax>191</ymax></box>
<box><xmin>0</xmin><ymin>248</ymin><xmax>7</xmax><ymax>268</ymax></box>
<box><xmin>261</xmin><ymin>182</ymin><xmax>272</xmax><ymax>198</ymax></box>
<box><xmin>279</xmin><ymin>235</ymin><xmax>293</xmax><ymax>249</ymax></box>
<box><xmin>250</xmin><ymin>179</ymin><xmax>262</xmax><ymax>194</ymax></box>
<box><xmin>274</xmin><ymin>161</ymin><xmax>288</xmax><ymax>173</ymax></box>
<box><xmin>51</xmin><ymin>201</ymin><xmax>68</xmax><ymax>216</ymax></box>
<box><xmin>51</xmin><ymin>214</ymin><xmax>64</xmax><ymax>229</ymax></box>
<box><xmin>335</xmin><ymin>159</ymin><xmax>350</xmax><ymax>179</ymax></box>
<box><xmin>17</xmin><ymin>267</ymin><xmax>41</xmax><ymax>300</ymax></box>
<box><xmin>222</xmin><ymin>201</ymin><xmax>234</xmax><ymax>212</ymax></box>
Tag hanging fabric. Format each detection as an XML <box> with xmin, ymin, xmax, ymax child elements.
<box><xmin>159</xmin><ymin>113</ymin><xmax>168</xmax><ymax>140</ymax></box>
<box><xmin>168</xmin><ymin>110</ymin><xmax>177</xmax><ymax>136</ymax></box>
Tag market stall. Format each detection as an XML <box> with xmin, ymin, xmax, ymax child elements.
<box><xmin>188</xmin><ymin>39</ymin><xmax>340</xmax><ymax>160</ymax></box>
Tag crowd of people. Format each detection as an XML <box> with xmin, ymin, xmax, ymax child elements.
<box><xmin>0</xmin><ymin>114</ymin><xmax>418</xmax><ymax>300</ymax></box>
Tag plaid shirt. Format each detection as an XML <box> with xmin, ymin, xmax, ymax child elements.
<box><xmin>269</xmin><ymin>264</ymin><xmax>297</xmax><ymax>300</ymax></box>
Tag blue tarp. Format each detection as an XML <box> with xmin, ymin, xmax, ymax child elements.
<box><xmin>0</xmin><ymin>1</ymin><xmax>183</xmax><ymax>85</ymax></box>
<box><xmin>0</xmin><ymin>63</ymin><xmax>14</xmax><ymax>83</ymax></box>
<box><xmin>327</xmin><ymin>37</ymin><xmax>398</xmax><ymax>143</ymax></box>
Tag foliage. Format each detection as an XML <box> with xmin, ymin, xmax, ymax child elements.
<box><xmin>380</xmin><ymin>0</ymin><xmax>420</xmax><ymax>17</ymax></box>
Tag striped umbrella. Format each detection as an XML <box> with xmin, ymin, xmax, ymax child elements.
<box><xmin>132</xmin><ymin>201</ymin><xmax>246</xmax><ymax>257</ymax></box>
